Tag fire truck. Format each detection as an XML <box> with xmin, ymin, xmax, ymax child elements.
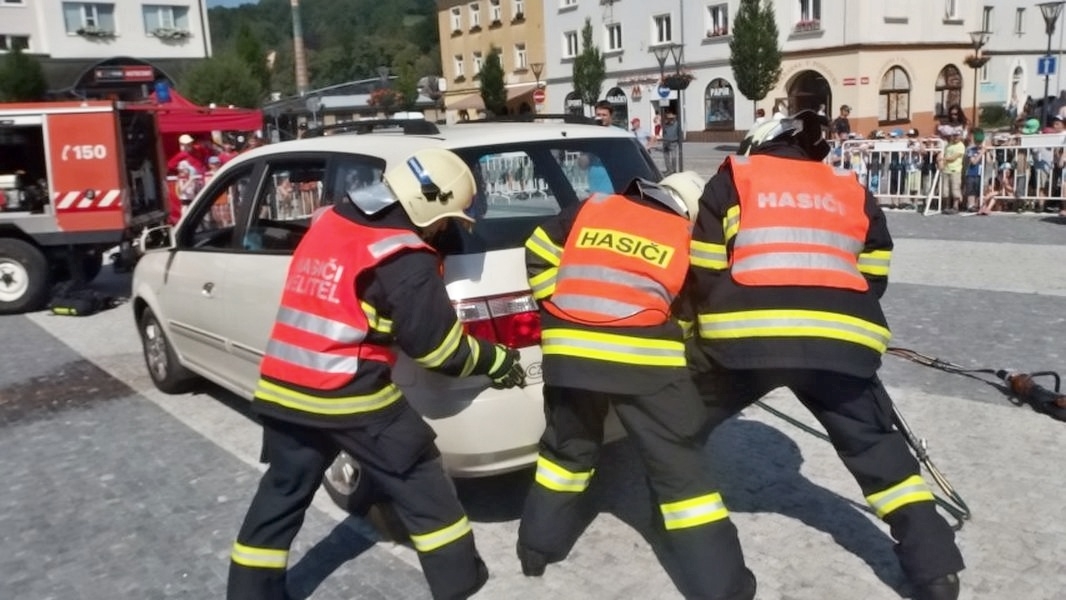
<box><xmin>0</xmin><ymin>101</ymin><xmax>169</xmax><ymax>314</ymax></box>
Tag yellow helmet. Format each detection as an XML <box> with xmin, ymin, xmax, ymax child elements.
<box><xmin>383</xmin><ymin>148</ymin><xmax>476</xmax><ymax>228</ymax></box>
<box><xmin>659</xmin><ymin>171</ymin><xmax>706</xmax><ymax>223</ymax></box>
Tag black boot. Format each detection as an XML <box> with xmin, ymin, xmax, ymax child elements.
<box><xmin>913</xmin><ymin>573</ymin><xmax>959</xmax><ymax>600</ymax></box>
<box><xmin>516</xmin><ymin>542</ymin><xmax>547</xmax><ymax>577</ymax></box>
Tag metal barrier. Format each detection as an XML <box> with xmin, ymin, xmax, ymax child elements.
<box><xmin>834</xmin><ymin>138</ymin><xmax>946</xmax><ymax>215</ymax></box>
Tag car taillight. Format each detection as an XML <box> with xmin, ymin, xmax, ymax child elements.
<box><xmin>454</xmin><ymin>292</ymin><xmax>542</xmax><ymax>348</ymax></box>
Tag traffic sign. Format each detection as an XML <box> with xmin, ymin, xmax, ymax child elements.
<box><xmin>533</xmin><ymin>88</ymin><xmax>546</xmax><ymax>104</ymax></box>
<box><xmin>1039</xmin><ymin>55</ymin><xmax>1057</xmax><ymax>77</ymax></box>
<box><xmin>657</xmin><ymin>85</ymin><xmax>671</xmax><ymax>99</ymax></box>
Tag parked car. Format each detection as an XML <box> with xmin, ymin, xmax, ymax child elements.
<box><xmin>131</xmin><ymin>118</ymin><xmax>659</xmax><ymax>512</ymax></box>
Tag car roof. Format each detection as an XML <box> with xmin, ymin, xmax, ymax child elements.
<box><xmin>224</xmin><ymin>121</ymin><xmax>634</xmax><ymax>171</ymax></box>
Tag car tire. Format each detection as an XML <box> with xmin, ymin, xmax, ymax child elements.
<box><xmin>138</xmin><ymin>307</ymin><xmax>197</xmax><ymax>393</ymax></box>
<box><xmin>323</xmin><ymin>452</ymin><xmax>409</xmax><ymax>541</ymax></box>
<box><xmin>0</xmin><ymin>238</ymin><xmax>51</xmax><ymax>315</ymax></box>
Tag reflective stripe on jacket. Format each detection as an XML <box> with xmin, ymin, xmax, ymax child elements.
<box><xmin>542</xmin><ymin>194</ymin><xmax>690</xmax><ymax>327</ymax></box>
<box><xmin>258</xmin><ymin>209</ymin><xmax>430</xmax><ymax>413</ymax></box>
<box><xmin>728</xmin><ymin>155</ymin><xmax>870</xmax><ymax>291</ymax></box>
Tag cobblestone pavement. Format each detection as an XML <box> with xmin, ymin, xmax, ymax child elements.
<box><xmin>2</xmin><ymin>142</ymin><xmax>1064</xmax><ymax>599</ymax></box>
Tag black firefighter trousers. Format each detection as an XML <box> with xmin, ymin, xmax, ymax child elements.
<box><xmin>227</xmin><ymin>402</ymin><xmax>487</xmax><ymax>600</ymax></box>
<box><xmin>690</xmin><ymin>360</ymin><xmax>966</xmax><ymax>587</ymax></box>
<box><xmin>517</xmin><ymin>379</ymin><xmax>755</xmax><ymax>600</ymax></box>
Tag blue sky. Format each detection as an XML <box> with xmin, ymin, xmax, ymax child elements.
<box><xmin>206</xmin><ymin>0</ymin><xmax>256</xmax><ymax>7</ymax></box>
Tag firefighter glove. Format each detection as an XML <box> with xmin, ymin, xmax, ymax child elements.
<box><xmin>489</xmin><ymin>347</ymin><xmax>526</xmax><ymax>389</ymax></box>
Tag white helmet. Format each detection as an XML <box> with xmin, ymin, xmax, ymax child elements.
<box><xmin>738</xmin><ymin>109</ymin><xmax>830</xmax><ymax>160</ymax></box>
<box><xmin>659</xmin><ymin>171</ymin><xmax>706</xmax><ymax>223</ymax></box>
<box><xmin>383</xmin><ymin>148</ymin><xmax>476</xmax><ymax>228</ymax></box>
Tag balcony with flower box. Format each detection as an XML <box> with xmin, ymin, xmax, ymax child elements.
<box><xmin>792</xmin><ymin>19</ymin><xmax>822</xmax><ymax>34</ymax></box>
<box><xmin>705</xmin><ymin>27</ymin><xmax>730</xmax><ymax>39</ymax></box>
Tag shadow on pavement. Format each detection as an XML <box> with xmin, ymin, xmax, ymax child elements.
<box><xmin>286</xmin><ymin>516</ymin><xmax>378</xmax><ymax>599</ymax></box>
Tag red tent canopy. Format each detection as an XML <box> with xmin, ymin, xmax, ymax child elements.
<box><xmin>126</xmin><ymin>88</ymin><xmax>263</xmax><ymax>134</ymax></box>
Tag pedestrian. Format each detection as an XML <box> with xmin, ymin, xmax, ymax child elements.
<box><xmin>753</xmin><ymin>108</ymin><xmax>767</xmax><ymax>126</ymax></box>
<box><xmin>594</xmin><ymin>100</ymin><xmax>615</xmax><ymax>127</ymax></box>
<box><xmin>518</xmin><ymin>172</ymin><xmax>757</xmax><ymax>600</ymax></box>
<box><xmin>660</xmin><ymin>110</ymin><xmax>681</xmax><ymax>174</ymax></box>
<box><xmin>631</xmin><ymin>117</ymin><xmax>652</xmax><ymax>149</ymax></box>
<box><xmin>686</xmin><ymin>110</ymin><xmax>965</xmax><ymax>600</ymax></box>
<box><xmin>226</xmin><ymin>148</ymin><xmax>527</xmax><ymax>600</ymax></box>
<box><xmin>940</xmin><ymin>127</ymin><xmax>966</xmax><ymax>213</ymax></box>
<box><xmin>831</xmin><ymin>104</ymin><xmax>851</xmax><ymax>137</ymax></box>
<box><xmin>167</xmin><ymin>133</ymin><xmax>206</xmax><ymax>175</ymax></box>
<box><xmin>175</xmin><ymin>161</ymin><xmax>201</xmax><ymax>216</ymax></box>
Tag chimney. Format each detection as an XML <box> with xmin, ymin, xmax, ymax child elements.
<box><xmin>291</xmin><ymin>0</ymin><xmax>310</xmax><ymax>96</ymax></box>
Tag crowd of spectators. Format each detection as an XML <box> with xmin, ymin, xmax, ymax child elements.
<box><xmin>165</xmin><ymin>131</ymin><xmax>265</xmax><ymax>220</ymax></box>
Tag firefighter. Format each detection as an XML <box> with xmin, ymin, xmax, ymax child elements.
<box><xmin>517</xmin><ymin>174</ymin><xmax>757</xmax><ymax>600</ymax></box>
<box><xmin>227</xmin><ymin>148</ymin><xmax>526</xmax><ymax>600</ymax></box>
<box><xmin>686</xmin><ymin>110</ymin><xmax>964</xmax><ymax>600</ymax></box>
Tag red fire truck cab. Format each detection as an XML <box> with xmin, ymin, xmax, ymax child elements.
<box><xmin>0</xmin><ymin>101</ymin><xmax>169</xmax><ymax>314</ymax></box>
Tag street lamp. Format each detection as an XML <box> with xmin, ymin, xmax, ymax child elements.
<box><xmin>530</xmin><ymin>62</ymin><xmax>544</xmax><ymax>113</ymax></box>
<box><xmin>651</xmin><ymin>44</ymin><xmax>682</xmax><ymax>173</ymax></box>
<box><xmin>1038</xmin><ymin>1</ymin><xmax>1065</xmax><ymax>126</ymax></box>
<box><xmin>965</xmin><ymin>30</ymin><xmax>991</xmax><ymax>129</ymax></box>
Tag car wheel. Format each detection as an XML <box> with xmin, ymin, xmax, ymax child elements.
<box><xmin>0</xmin><ymin>238</ymin><xmax>51</xmax><ymax>315</ymax></box>
<box><xmin>323</xmin><ymin>452</ymin><xmax>409</xmax><ymax>541</ymax></box>
<box><xmin>138</xmin><ymin>307</ymin><xmax>197</xmax><ymax>393</ymax></box>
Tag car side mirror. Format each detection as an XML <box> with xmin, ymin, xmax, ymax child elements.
<box><xmin>138</xmin><ymin>224</ymin><xmax>175</xmax><ymax>253</ymax></box>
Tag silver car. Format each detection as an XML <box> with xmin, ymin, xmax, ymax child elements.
<box><xmin>131</xmin><ymin>119</ymin><xmax>657</xmax><ymax>512</ymax></box>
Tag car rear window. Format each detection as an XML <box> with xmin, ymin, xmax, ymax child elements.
<box><xmin>443</xmin><ymin>137</ymin><xmax>660</xmax><ymax>254</ymax></box>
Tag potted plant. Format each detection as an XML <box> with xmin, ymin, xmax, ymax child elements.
<box><xmin>663</xmin><ymin>72</ymin><xmax>695</xmax><ymax>91</ymax></box>
<box><xmin>76</xmin><ymin>26</ymin><xmax>116</xmax><ymax>39</ymax></box>
<box><xmin>152</xmin><ymin>27</ymin><xmax>192</xmax><ymax>40</ymax></box>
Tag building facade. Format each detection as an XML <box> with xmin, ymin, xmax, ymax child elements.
<box><xmin>537</xmin><ymin>0</ymin><xmax>991</xmax><ymax>140</ymax></box>
<box><xmin>0</xmin><ymin>0</ymin><xmax>212</xmax><ymax>99</ymax></box>
<box><xmin>436</xmin><ymin>0</ymin><xmax>547</xmax><ymax>119</ymax></box>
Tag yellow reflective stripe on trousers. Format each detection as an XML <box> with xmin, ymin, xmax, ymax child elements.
<box><xmin>526</xmin><ymin>227</ymin><xmax>563</xmax><ymax>266</ymax></box>
<box><xmin>255</xmin><ymin>380</ymin><xmax>402</xmax><ymax>415</ymax></box>
<box><xmin>231</xmin><ymin>542</ymin><xmax>288</xmax><ymax>569</ymax></box>
<box><xmin>409</xmin><ymin>516</ymin><xmax>472</xmax><ymax>553</ymax></box>
<box><xmin>541</xmin><ymin>328</ymin><xmax>686</xmax><ymax>367</ymax></box>
<box><xmin>858</xmin><ymin>249</ymin><xmax>892</xmax><ymax>276</ymax></box>
<box><xmin>415</xmin><ymin>321</ymin><xmax>463</xmax><ymax>369</ymax></box>
<box><xmin>697</xmin><ymin>309</ymin><xmax>891</xmax><ymax>353</ymax></box>
<box><xmin>690</xmin><ymin>239</ymin><xmax>729</xmax><ymax>270</ymax></box>
<box><xmin>865</xmin><ymin>475</ymin><xmax>935</xmax><ymax>518</ymax></box>
<box><xmin>528</xmin><ymin>266</ymin><xmax>558</xmax><ymax>300</ymax></box>
<box><xmin>660</xmin><ymin>492</ymin><xmax>729</xmax><ymax>530</ymax></box>
<box><xmin>534</xmin><ymin>455</ymin><xmax>593</xmax><ymax>492</ymax></box>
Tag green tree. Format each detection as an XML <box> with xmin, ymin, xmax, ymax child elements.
<box><xmin>479</xmin><ymin>46</ymin><xmax>506</xmax><ymax>116</ymax></box>
<box><xmin>730</xmin><ymin>0</ymin><xmax>782</xmax><ymax>117</ymax></box>
<box><xmin>394</xmin><ymin>62</ymin><xmax>420</xmax><ymax>111</ymax></box>
<box><xmin>235</xmin><ymin>23</ymin><xmax>271</xmax><ymax>94</ymax></box>
<box><xmin>180</xmin><ymin>54</ymin><xmax>264</xmax><ymax>108</ymax></box>
<box><xmin>572</xmin><ymin>18</ymin><xmax>606</xmax><ymax>110</ymax></box>
<box><xmin>0</xmin><ymin>47</ymin><xmax>48</xmax><ymax>101</ymax></box>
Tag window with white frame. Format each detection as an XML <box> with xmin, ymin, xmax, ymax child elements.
<box><xmin>707</xmin><ymin>4</ymin><xmax>729</xmax><ymax>37</ymax></box>
<box><xmin>454</xmin><ymin>54</ymin><xmax>465</xmax><ymax>78</ymax></box>
<box><xmin>143</xmin><ymin>5</ymin><xmax>190</xmax><ymax>34</ymax></box>
<box><xmin>1015</xmin><ymin>7</ymin><xmax>1025</xmax><ymax>34</ymax></box>
<box><xmin>513</xmin><ymin>0</ymin><xmax>525</xmax><ymax>19</ymax></box>
<box><xmin>490</xmin><ymin>0</ymin><xmax>501</xmax><ymax>23</ymax></box>
<box><xmin>798</xmin><ymin>0</ymin><xmax>820</xmax><ymax>22</ymax></box>
<box><xmin>473</xmin><ymin>51</ymin><xmax>484</xmax><ymax>74</ymax></box>
<box><xmin>451</xmin><ymin>7</ymin><xmax>462</xmax><ymax>32</ymax></box>
<box><xmin>515</xmin><ymin>43</ymin><xmax>527</xmax><ymax>69</ymax></box>
<box><xmin>944</xmin><ymin>0</ymin><xmax>959</xmax><ymax>20</ymax></box>
<box><xmin>563</xmin><ymin>30</ymin><xmax>579</xmax><ymax>58</ymax></box>
<box><xmin>653</xmin><ymin>14</ymin><xmax>673</xmax><ymax>44</ymax></box>
<box><xmin>62</xmin><ymin>3</ymin><xmax>116</xmax><ymax>34</ymax></box>
<box><xmin>606</xmin><ymin>23</ymin><xmax>622</xmax><ymax>51</ymax></box>
<box><xmin>0</xmin><ymin>34</ymin><xmax>30</xmax><ymax>51</ymax></box>
<box><xmin>469</xmin><ymin>2</ymin><xmax>481</xmax><ymax>28</ymax></box>
<box><xmin>982</xmin><ymin>6</ymin><xmax>993</xmax><ymax>31</ymax></box>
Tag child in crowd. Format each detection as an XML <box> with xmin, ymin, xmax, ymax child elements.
<box><xmin>963</xmin><ymin>129</ymin><xmax>986</xmax><ymax>212</ymax></box>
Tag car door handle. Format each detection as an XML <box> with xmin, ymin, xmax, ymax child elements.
<box><xmin>202</xmin><ymin>282</ymin><xmax>215</xmax><ymax>297</ymax></box>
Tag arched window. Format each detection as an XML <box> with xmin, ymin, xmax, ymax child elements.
<box><xmin>879</xmin><ymin>66</ymin><xmax>910</xmax><ymax>124</ymax></box>
<box><xmin>704</xmin><ymin>78</ymin><xmax>735</xmax><ymax>129</ymax></box>
<box><xmin>934</xmin><ymin>65</ymin><xmax>963</xmax><ymax>118</ymax></box>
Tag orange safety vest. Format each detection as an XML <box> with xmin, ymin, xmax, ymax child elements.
<box><xmin>258</xmin><ymin>209</ymin><xmax>430</xmax><ymax>390</ymax></box>
<box><xmin>728</xmin><ymin>155</ymin><xmax>870</xmax><ymax>291</ymax></box>
<box><xmin>543</xmin><ymin>194</ymin><xmax>690</xmax><ymax>327</ymax></box>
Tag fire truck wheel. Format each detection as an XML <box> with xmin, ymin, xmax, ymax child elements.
<box><xmin>0</xmin><ymin>238</ymin><xmax>51</xmax><ymax>315</ymax></box>
<box><xmin>137</xmin><ymin>307</ymin><xmax>197</xmax><ymax>393</ymax></box>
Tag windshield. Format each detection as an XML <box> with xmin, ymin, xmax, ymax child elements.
<box><xmin>442</xmin><ymin>137</ymin><xmax>660</xmax><ymax>254</ymax></box>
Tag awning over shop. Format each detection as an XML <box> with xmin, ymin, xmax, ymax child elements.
<box><xmin>447</xmin><ymin>83</ymin><xmax>538</xmax><ymax>112</ymax></box>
